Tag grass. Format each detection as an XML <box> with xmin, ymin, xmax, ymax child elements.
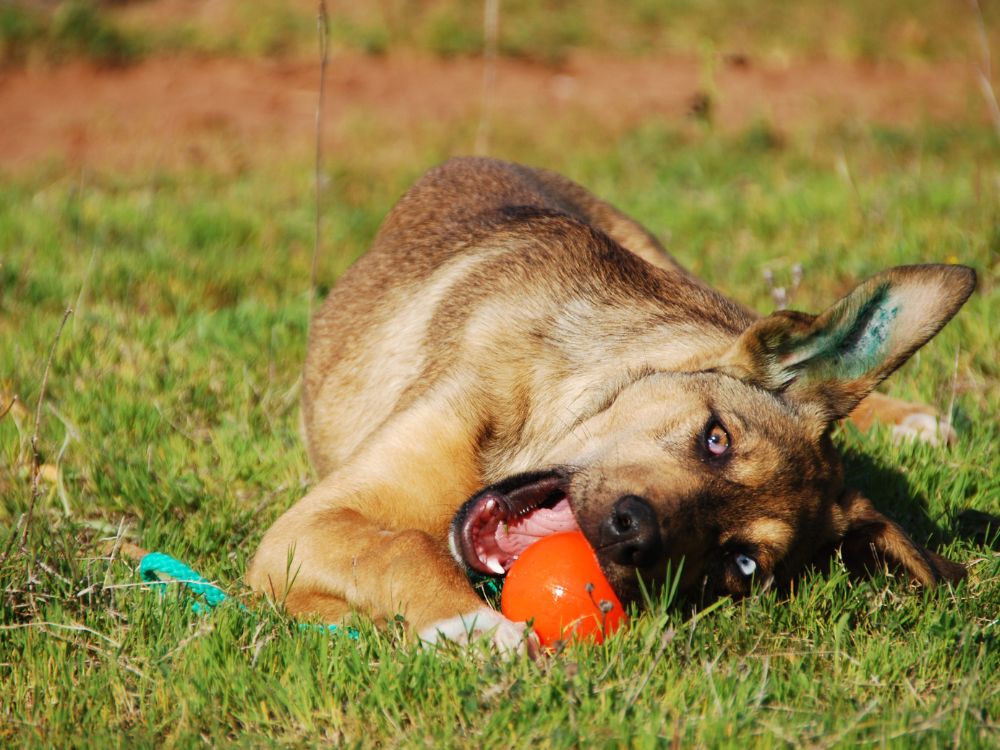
<box><xmin>3</xmin><ymin>1</ymin><xmax>999</xmax><ymax>67</ymax></box>
<box><xmin>1</xmin><ymin>115</ymin><xmax>999</xmax><ymax>746</ymax></box>
<box><xmin>1</xmin><ymin>1</ymin><xmax>140</xmax><ymax>68</ymax></box>
<box><xmin>241</xmin><ymin>0</ymin><xmax>1000</xmax><ymax>63</ymax></box>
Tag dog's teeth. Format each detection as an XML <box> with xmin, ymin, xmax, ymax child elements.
<box><xmin>486</xmin><ymin>558</ymin><xmax>505</xmax><ymax>575</ymax></box>
<box><xmin>485</xmin><ymin>498</ymin><xmax>497</xmax><ymax>513</ymax></box>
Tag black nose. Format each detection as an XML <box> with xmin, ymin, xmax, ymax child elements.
<box><xmin>599</xmin><ymin>495</ymin><xmax>663</xmax><ymax>567</ymax></box>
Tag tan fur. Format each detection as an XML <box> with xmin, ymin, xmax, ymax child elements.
<box><xmin>248</xmin><ymin>157</ymin><xmax>974</xmax><ymax>642</ymax></box>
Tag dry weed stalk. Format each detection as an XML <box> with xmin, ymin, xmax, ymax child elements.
<box><xmin>0</xmin><ymin>394</ymin><xmax>17</xmax><ymax>421</ymax></box>
<box><xmin>310</xmin><ymin>0</ymin><xmax>331</xmax><ymax>315</ymax></box>
<box><xmin>6</xmin><ymin>307</ymin><xmax>73</xmax><ymax>561</ymax></box>
<box><xmin>970</xmin><ymin>0</ymin><xmax>1000</xmax><ymax>138</ymax></box>
<box><xmin>474</xmin><ymin>0</ymin><xmax>500</xmax><ymax>156</ymax></box>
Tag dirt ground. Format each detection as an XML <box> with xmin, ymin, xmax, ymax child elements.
<box><xmin>0</xmin><ymin>51</ymin><xmax>989</xmax><ymax>174</ymax></box>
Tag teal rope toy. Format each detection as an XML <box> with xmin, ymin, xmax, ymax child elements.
<box><xmin>138</xmin><ymin>551</ymin><xmax>358</xmax><ymax>638</ymax></box>
<box><xmin>140</xmin><ymin>552</ymin><xmax>230</xmax><ymax>611</ymax></box>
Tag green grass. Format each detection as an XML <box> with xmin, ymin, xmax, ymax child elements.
<box><xmin>1</xmin><ymin>119</ymin><xmax>999</xmax><ymax>746</ymax></box>
<box><xmin>324</xmin><ymin>0</ymin><xmax>1000</xmax><ymax>63</ymax></box>
<box><xmin>1</xmin><ymin>1</ymin><xmax>141</xmax><ymax>68</ymax></box>
<box><xmin>278</xmin><ymin>0</ymin><xmax>1000</xmax><ymax>63</ymax></box>
<box><xmin>3</xmin><ymin>1</ymin><xmax>998</xmax><ymax>67</ymax></box>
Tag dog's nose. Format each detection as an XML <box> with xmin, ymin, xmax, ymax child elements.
<box><xmin>600</xmin><ymin>495</ymin><xmax>662</xmax><ymax>567</ymax></box>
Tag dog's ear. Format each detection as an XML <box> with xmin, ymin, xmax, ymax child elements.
<box><xmin>719</xmin><ymin>265</ymin><xmax>975</xmax><ymax>421</ymax></box>
<box><xmin>832</xmin><ymin>490</ymin><xmax>966</xmax><ymax>586</ymax></box>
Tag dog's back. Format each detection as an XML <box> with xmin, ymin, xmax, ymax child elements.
<box><xmin>302</xmin><ymin>157</ymin><xmax>752</xmax><ymax>476</ymax></box>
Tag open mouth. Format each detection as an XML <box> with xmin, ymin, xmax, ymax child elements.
<box><xmin>451</xmin><ymin>471</ymin><xmax>581</xmax><ymax>575</ymax></box>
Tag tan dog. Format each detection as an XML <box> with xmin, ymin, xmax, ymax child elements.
<box><xmin>248</xmin><ymin>157</ymin><xmax>974</xmax><ymax>650</ymax></box>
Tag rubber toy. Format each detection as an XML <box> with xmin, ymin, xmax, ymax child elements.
<box><xmin>501</xmin><ymin>531</ymin><xmax>627</xmax><ymax>647</ymax></box>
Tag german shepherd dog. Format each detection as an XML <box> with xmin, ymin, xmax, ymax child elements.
<box><xmin>248</xmin><ymin>157</ymin><xmax>974</xmax><ymax>651</ymax></box>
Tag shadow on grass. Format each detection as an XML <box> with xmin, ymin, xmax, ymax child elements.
<box><xmin>842</xmin><ymin>446</ymin><xmax>1000</xmax><ymax>552</ymax></box>
<box><xmin>955</xmin><ymin>510</ymin><xmax>1000</xmax><ymax>551</ymax></box>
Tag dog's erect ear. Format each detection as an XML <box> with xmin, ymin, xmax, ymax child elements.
<box><xmin>832</xmin><ymin>491</ymin><xmax>966</xmax><ymax>586</ymax></box>
<box><xmin>719</xmin><ymin>265</ymin><xmax>976</xmax><ymax>421</ymax></box>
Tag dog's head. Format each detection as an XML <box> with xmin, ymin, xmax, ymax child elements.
<box><xmin>451</xmin><ymin>265</ymin><xmax>975</xmax><ymax>606</ymax></box>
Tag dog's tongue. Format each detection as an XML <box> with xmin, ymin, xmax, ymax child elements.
<box><xmin>495</xmin><ymin>497</ymin><xmax>578</xmax><ymax>560</ymax></box>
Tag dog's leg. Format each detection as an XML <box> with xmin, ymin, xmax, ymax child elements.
<box><xmin>250</xmin><ymin>498</ymin><xmax>477</xmax><ymax>623</ymax></box>
<box><xmin>847</xmin><ymin>391</ymin><xmax>956</xmax><ymax>445</ymax></box>
<box><xmin>248</xmin><ymin>389</ymin><xmax>533</xmax><ymax>652</ymax></box>
<box><xmin>249</xmin><ymin>481</ymin><xmax>531</xmax><ymax>651</ymax></box>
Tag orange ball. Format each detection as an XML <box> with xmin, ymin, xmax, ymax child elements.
<box><xmin>501</xmin><ymin>531</ymin><xmax>627</xmax><ymax>647</ymax></box>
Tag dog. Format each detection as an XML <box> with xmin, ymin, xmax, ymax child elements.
<box><xmin>248</xmin><ymin>157</ymin><xmax>974</xmax><ymax>651</ymax></box>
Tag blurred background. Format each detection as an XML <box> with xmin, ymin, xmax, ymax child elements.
<box><xmin>2</xmin><ymin>0</ymin><xmax>997</xmax><ymax>176</ymax></box>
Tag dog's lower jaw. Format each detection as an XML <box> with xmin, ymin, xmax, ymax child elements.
<box><xmin>418</xmin><ymin>607</ymin><xmax>539</xmax><ymax>655</ymax></box>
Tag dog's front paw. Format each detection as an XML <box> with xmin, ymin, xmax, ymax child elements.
<box><xmin>418</xmin><ymin>607</ymin><xmax>537</xmax><ymax>654</ymax></box>
<box><xmin>892</xmin><ymin>411</ymin><xmax>956</xmax><ymax>446</ymax></box>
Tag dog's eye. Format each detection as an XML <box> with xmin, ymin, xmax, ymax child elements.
<box><xmin>734</xmin><ymin>553</ymin><xmax>757</xmax><ymax>577</ymax></box>
<box><xmin>704</xmin><ymin>420</ymin><xmax>731</xmax><ymax>457</ymax></box>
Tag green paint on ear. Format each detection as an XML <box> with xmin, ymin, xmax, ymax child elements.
<box><xmin>847</xmin><ymin>300</ymin><xmax>899</xmax><ymax>375</ymax></box>
<box><xmin>798</xmin><ymin>282</ymin><xmax>900</xmax><ymax>382</ymax></box>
